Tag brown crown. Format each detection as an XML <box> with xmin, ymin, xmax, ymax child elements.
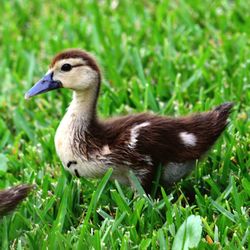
<box><xmin>50</xmin><ymin>49</ymin><xmax>100</xmax><ymax>74</ymax></box>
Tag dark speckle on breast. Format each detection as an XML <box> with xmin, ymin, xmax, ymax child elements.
<box><xmin>66</xmin><ymin>161</ymin><xmax>80</xmax><ymax>178</ymax></box>
<box><xmin>67</xmin><ymin>161</ymin><xmax>77</xmax><ymax>168</ymax></box>
<box><xmin>74</xmin><ymin>169</ymin><xmax>80</xmax><ymax>178</ymax></box>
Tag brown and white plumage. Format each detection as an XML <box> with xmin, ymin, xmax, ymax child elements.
<box><xmin>25</xmin><ymin>49</ymin><xmax>233</xmax><ymax>192</ymax></box>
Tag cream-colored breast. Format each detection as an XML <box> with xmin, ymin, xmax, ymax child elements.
<box><xmin>54</xmin><ymin>111</ymin><xmax>110</xmax><ymax>178</ymax></box>
<box><xmin>54</xmin><ymin>112</ymin><xmax>76</xmax><ymax>173</ymax></box>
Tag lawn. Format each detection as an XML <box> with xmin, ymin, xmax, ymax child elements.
<box><xmin>0</xmin><ymin>0</ymin><xmax>249</xmax><ymax>249</ymax></box>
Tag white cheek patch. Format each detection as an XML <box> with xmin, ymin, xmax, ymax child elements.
<box><xmin>179</xmin><ymin>132</ymin><xmax>197</xmax><ymax>147</ymax></box>
<box><xmin>128</xmin><ymin>122</ymin><xmax>150</xmax><ymax>149</ymax></box>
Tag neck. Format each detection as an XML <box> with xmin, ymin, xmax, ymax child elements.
<box><xmin>67</xmin><ymin>89</ymin><xmax>98</xmax><ymax>127</ymax></box>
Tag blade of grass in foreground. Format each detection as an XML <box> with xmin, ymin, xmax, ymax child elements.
<box><xmin>172</xmin><ymin>215</ymin><xmax>202</xmax><ymax>250</ymax></box>
<box><xmin>128</xmin><ymin>170</ymin><xmax>164</xmax><ymax>221</ymax></box>
<box><xmin>48</xmin><ymin>184</ymin><xmax>70</xmax><ymax>249</ymax></box>
<box><xmin>77</xmin><ymin>168</ymin><xmax>113</xmax><ymax>249</ymax></box>
<box><xmin>128</xmin><ymin>170</ymin><xmax>147</xmax><ymax>198</ymax></box>
<box><xmin>211</xmin><ymin>200</ymin><xmax>236</xmax><ymax>223</ymax></box>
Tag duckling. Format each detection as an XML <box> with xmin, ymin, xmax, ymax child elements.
<box><xmin>0</xmin><ymin>184</ymin><xmax>32</xmax><ymax>216</ymax></box>
<box><xmin>25</xmin><ymin>49</ymin><xmax>233</xmax><ymax>192</ymax></box>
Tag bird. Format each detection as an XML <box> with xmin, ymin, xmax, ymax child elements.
<box><xmin>0</xmin><ymin>184</ymin><xmax>33</xmax><ymax>217</ymax></box>
<box><xmin>25</xmin><ymin>49</ymin><xmax>233</xmax><ymax>193</ymax></box>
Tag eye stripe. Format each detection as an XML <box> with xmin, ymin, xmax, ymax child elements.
<box><xmin>72</xmin><ymin>64</ymin><xmax>85</xmax><ymax>68</ymax></box>
<box><xmin>60</xmin><ymin>63</ymin><xmax>85</xmax><ymax>72</ymax></box>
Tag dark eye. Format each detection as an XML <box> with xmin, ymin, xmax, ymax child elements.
<box><xmin>61</xmin><ymin>63</ymin><xmax>72</xmax><ymax>72</ymax></box>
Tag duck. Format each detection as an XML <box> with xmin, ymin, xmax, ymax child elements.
<box><xmin>0</xmin><ymin>184</ymin><xmax>32</xmax><ymax>216</ymax></box>
<box><xmin>25</xmin><ymin>49</ymin><xmax>233</xmax><ymax>193</ymax></box>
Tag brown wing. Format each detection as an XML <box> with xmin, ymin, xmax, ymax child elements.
<box><xmin>100</xmin><ymin>102</ymin><xmax>233</xmax><ymax>165</ymax></box>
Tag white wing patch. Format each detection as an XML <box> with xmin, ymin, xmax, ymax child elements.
<box><xmin>101</xmin><ymin>145</ymin><xmax>111</xmax><ymax>155</ymax></box>
<box><xmin>128</xmin><ymin>122</ymin><xmax>150</xmax><ymax>149</ymax></box>
<box><xmin>179</xmin><ymin>132</ymin><xmax>197</xmax><ymax>147</ymax></box>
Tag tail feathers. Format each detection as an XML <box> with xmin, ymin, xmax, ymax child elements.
<box><xmin>213</xmin><ymin>102</ymin><xmax>234</xmax><ymax>126</ymax></box>
<box><xmin>213</xmin><ymin>102</ymin><xmax>234</xmax><ymax>114</ymax></box>
<box><xmin>185</xmin><ymin>102</ymin><xmax>233</xmax><ymax>159</ymax></box>
<box><xmin>0</xmin><ymin>184</ymin><xmax>33</xmax><ymax>217</ymax></box>
<box><xmin>207</xmin><ymin>102</ymin><xmax>233</xmax><ymax>138</ymax></box>
<box><xmin>173</xmin><ymin>102</ymin><xmax>234</xmax><ymax>161</ymax></box>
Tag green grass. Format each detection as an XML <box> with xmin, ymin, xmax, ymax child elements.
<box><xmin>0</xmin><ymin>0</ymin><xmax>249</xmax><ymax>249</ymax></box>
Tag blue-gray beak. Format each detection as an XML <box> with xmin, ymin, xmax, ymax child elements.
<box><xmin>25</xmin><ymin>72</ymin><xmax>62</xmax><ymax>99</ymax></box>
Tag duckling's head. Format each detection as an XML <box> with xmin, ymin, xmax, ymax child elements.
<box><xmin>25</xmin><ymin>49</ymin><xmax>101</xmax><ymax>99</ymax></box>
